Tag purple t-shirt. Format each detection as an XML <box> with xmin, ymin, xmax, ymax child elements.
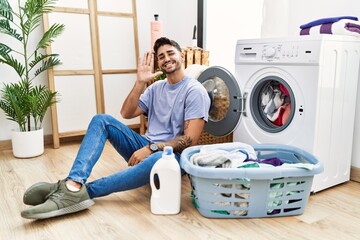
<box><xmin>138</xmin><ymin>76</ymin><xmax>210</xmax><ymax>142</ymax></box>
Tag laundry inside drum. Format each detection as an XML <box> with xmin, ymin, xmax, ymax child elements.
<box><xmin>260</xmin><ymin>80</ymin><xmax>291</xmax><ymax>127</ymax></box>
<box><xmin>202</xmin><ymin>77</ymin><xmax>230</xmax><ymax>122</ymax></box>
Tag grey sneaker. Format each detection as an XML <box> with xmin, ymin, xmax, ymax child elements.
<box><xmin>21</xmin><ymin>180</ymin><xmax>95</xmax><ymax>219</ymax></box>
<box><xmin>23</xmin><ymin>181</ymin><xmax>58</xmax><ymax>205</ymax></box>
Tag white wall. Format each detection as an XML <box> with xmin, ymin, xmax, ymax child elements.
<box><xmin>262</xmin><ymin>0</ymin><xmax>360</xmax><ymax>37</ymax></box>
<box><xmin>288</xmin><ymin>0</ymin><xmax>360</xmax><ymax>36</ymax></box>
<box><xmin>203</xmin><ymin>0</ymin><xmax>264</xmax><ymax>73</ymax></box>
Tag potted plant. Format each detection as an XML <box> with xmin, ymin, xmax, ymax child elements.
<box><xmin>0</xmin><ymin>0</ymin><xmax>64</xmax><ymax>158</ymax></box>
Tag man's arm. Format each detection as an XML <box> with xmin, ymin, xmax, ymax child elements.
<box><xmin>156</xmin><ymin>118</ymin><xmax>205</xmax><ymax>152</ymax></box>
<box><xmin>127</xmin><ymin>118</ymin><xmax>205</xmax><ymax>166</ymax></box>
<box><xmin>120</xmin><ymin>80</ymin><xmax>146</xmax><ymax>119</ymax></box>
<box><xmin>121</xmin><ymin>52</ymin><xmax>162</xmax><ymax>119</ymax></box>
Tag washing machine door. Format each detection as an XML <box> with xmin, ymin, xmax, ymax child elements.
<box><xmin>197</xmin><ymin>66</ymin><xmax>242</xmax><ymax>136</ymax></box>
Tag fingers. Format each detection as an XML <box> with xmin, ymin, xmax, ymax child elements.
<box><xmin>137</xmin><ymin>52</ymin><xmax>159</xmax><ymax>83</ymax></box>
<box><xmin>141</xmin><ymin>53</ymin><xmax>147</xmax><ymax>66</ymax></box>
<box><xmin>149</xmin><ymin>53</ymin><xmax>154</xmax><ymax>69</ymax></box>
<box><xmin>140</xmin><ymin>52</ymin><xmax>155</xmax><ymax>67</ymax></box>
<box><xmin>128</xmin><ymin>149</ymin><xmax>142</xmax><ymax>166</ymax></box>
<box><xmin>146</xmin><ymin>52</ymin><xmax>151</xmax><ymax>66</ymax></box>
<box><xmin>140</xmin><ymin>52</ymin><xmax>150</xmax><ymax>66</ymax></box>
<box><xmin>128</xmin><ymin>147</ymin><xmax>152</xmax><ymax>166</ymax></box>
<box><xmin>128</xmin><ymin>155</ymin><xmax>136</xmax><ymax>166</ymax></box>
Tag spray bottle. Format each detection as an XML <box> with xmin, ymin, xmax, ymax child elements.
<box><xmin>150</xmin><ymin>146</ymin><xmax>181</xmax><ymax>215</ymax></box>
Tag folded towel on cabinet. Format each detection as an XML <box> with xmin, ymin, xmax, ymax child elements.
<box><xmin>299</xmin><ymin>16</ymin><xmax>358</xmax><ymax>29</ymax></box>
<box><xmin>300</xmin><ymin>19</ymin><xmax>360</xmax><ymax>36</ymax></box>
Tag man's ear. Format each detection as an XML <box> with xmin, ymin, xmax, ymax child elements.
<box><xmin>180</xmin><ymin>52</ymin><xmax>185</xmax><ymax>62</ymax></box>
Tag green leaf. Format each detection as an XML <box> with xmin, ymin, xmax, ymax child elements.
<box><xmin>22</xmin><ymin>0</ymin><xmax>57</xmax><ymax>35</ymax></box>
<box><xmin>0</xmin><ymin>54</ymin><xmax>25</xmax><ymax>78</ymax></box>
<box><xmin>28</xmin><ymin>84</ymin><xmax>58</xmax><ymax>129</ymax></box>
<box><xmin>0</xmin><ymin>0</ymin><xmax>13</xmax><ymax>21</ymax></box>
<box><xmin>0</xmin><ymin>81</ymin><xmax>31</xmax><ymax>131</ymax></box>
<box><xmin>25</xmin><ymin>0</ymin><xmax>57</xmax><ymax>17</ymax></box>
<box><xmin>37</xmin><ymin>23</ymin><xmax>65</xmax><ymax>49</ymax></box>
<box><xmin>21</xmin><ymin>15</ymin><xmax>40</xmax><ymax>36</ymax></box>
<box><xmin>29</xmin><ymin>53</ymin><xmax>58</xmax><ymax>68</ymax></box>
<box><xmin>0</xmin><ymin>42</ymin><xmax>12</xmax><ymax>56</ymax></box>
<box><xmin>0</xmin><ymin>19</ymin><xmax>23</xmax><ymax>41</ymax></box>
<box><xmin>34</xmin><ymin>56</ymin><xmax>61</xmax><ymax>77</ymax></box>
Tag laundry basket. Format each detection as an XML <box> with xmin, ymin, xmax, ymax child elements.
<box><xmin>180</xmin><ymin>143</ymin><xmax>323</xmax><ymax>218</ymax></box>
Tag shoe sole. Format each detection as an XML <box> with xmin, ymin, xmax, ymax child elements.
<box><xmin>23</xmin><ymin>182</ymin><xmax>55</xmax><ymax>206</ymax></box>
<box><xmin>21</xmin><ymin>199</ymin><xmax>95</xmax><ymax>219</ymax></box>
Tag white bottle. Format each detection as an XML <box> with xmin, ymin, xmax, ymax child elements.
<box><xmin>150</xmin><ymin>146</ymin><xmax>181</xmax><ymax>215</ymax></box>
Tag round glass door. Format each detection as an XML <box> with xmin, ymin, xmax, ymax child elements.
<box><xmin>198</xmin><ymin>66</ymin><xmax>242</xmax><ymax>136</ymax></box>
<box><xmin>250</xmin><ymin>76</ymin><xmax>295</xmax><ymax>133</ymax></box>
<box><xmin>202</xmin><ymin>77</ymin><xmax>230</xmax><ymax>122</ymax></box>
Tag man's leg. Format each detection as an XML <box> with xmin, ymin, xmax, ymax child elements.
<box><xmin>23</xmin><ymin>114</ymin><xmax>148</xmax><ymax>204</ymax></box>
<box><xmin>66</xmin><ymin>114</ymin><xmax>149</xmax><ymax>185</ymax></box>
<box><xmin>86</xmin><ymin>151</ymin><xmax>173</xmax><ymax>198</ymax></box>
<box><xmin>21</xmin><ymin>114</ymin><xmax>149</xmax><ymax>219</ymax></box>
<box><xmin>86</xmin><ymin>151</ymin><xmax>181</xmax><ymax>198</ymax></box>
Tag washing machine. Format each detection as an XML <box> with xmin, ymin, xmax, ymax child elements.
<box><xmin>193</xmin><ymin>35</ymin><xmax>360</xmax><ymax>192</ymax></box>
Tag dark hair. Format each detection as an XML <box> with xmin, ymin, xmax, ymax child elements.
<box><xmin>153</xmin><ymin>37</ymin><xmax>182</xmax><ymax>57</ymax></box>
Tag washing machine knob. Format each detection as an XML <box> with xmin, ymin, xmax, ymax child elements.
<box><xmin>264</xmin><ymin>47</ymin><xmax>277</xmax><ymax>58</ymax></box>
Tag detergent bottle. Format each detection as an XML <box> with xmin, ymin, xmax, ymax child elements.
<box><xmin>150</xmin><ymin>146</ymin><xmax>181</xmax><ymax>215</ymax></box>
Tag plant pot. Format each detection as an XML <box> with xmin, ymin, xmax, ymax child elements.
<box><xmin>11</xmin><ymin>128</ymin><xmax>44</xmax><ymax>158</ymax></box>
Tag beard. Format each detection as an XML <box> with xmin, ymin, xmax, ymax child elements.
<box><xmin>160</xmin><ymin>60</ymin><xmax>182</xmax><ymax>74</ymax></box>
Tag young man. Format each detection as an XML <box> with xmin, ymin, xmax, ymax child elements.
<box><xmin>21</xmin><ymin>37</ymin><xmax>211</xmax><ymax>219</ymax></box>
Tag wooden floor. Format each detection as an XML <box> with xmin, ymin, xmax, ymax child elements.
<box><xmin>1</xmin><ymin>141</ymin><xmax>360</xmax><ymax>240</ymax></box>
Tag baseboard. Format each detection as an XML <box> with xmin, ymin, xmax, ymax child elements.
<box><xmin>350</xmin><ymin>166</ymin><xmax>360</xmax><ymax>183</ymax></box>
<box><xmin>0</xmin><ymin>134</ymin><xmax>54</xmax><ymax>151</ymax></box>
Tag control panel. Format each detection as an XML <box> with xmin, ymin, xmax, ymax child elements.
<box><xmin>262</xmin><ymin>44</ymin><xmax>300</xmax><ymax>60</ymax></box>
<box><xmin>236</xmin><ymin>39</ymin><xmax>322</xmax><ymax>64</ymax></box>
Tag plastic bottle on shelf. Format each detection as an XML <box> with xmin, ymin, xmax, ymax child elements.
<box><xmin>150</xmin><ymin>146</ymin><xmax>181</xmax><ymax>215</ymax></box>
<box><xmin>150</xmin><ymin>14</ymin><xmax>163</xmax><ymax>49</ymax></box>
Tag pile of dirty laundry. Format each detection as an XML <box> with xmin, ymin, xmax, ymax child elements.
<box><xmin>190</xmin><ymin>142</ymin><xmax>314</xmax><ymax>170</ymax></box>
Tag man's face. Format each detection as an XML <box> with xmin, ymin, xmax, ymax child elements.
<box><xmin>156</xmin><ymin>44</ymin><xmax>183</xmax><ymax>74</ymax></box>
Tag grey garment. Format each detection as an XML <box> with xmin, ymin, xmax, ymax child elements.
<box><xmin>261</xmin><ymin>83</ymin><xmax>285</xmax><ymax>119</ymax></box>
<box><xmin>191</xmin><ymin>152</ymin><xmax>230</xmax><ymax>167</ymax></box>
<box><xmin>190</xmin><ymin>143</ymin><xmax>258</xmax><ymax>168</ymax></box>
<box><xmin>190</xmin><ymin>150</ymin><xmax>249</xmax><ymax>168</ymax></box>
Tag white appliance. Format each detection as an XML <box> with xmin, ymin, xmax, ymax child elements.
<box><xmin>196</xmin><ymin>35</ymin><xmax>360</xmax><ymax>192</ymax></box>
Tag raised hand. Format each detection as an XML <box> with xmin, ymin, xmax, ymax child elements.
<box><xmin>137</xmin><ymin>52</ymin><xmax>163</xmax><ymax>84</ymax></box>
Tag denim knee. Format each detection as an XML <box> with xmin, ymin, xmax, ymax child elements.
<box><xmin>90</xmin><ymin>114</ymin><xmax>113</xmax><ymax>124</ymax></box>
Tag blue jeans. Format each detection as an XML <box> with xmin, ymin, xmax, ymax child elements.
<box><xmin>66</xmin><ymin>114</ymin><xmax>180</xmax><ymax>199</ymax></box>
